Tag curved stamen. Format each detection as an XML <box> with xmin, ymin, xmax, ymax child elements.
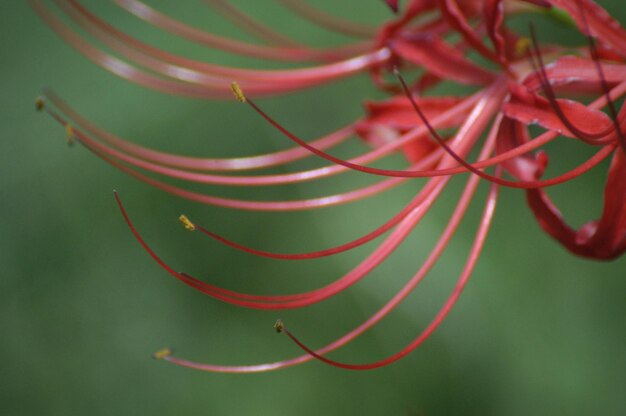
<box><xmin>236</xmin><ymin>79</ymin><xmax>618</xmax><ymax>189</ymax></box>
<box><xmin>112</xmin><ymin>92</ymin><xmax>498</xmax><ymax>308</ymax></box>
<box><xmin>236</xmin><ymin>80</ymin><xmax>506</xmax><ymax>179</ymax></box>
<box><xmin>114</xmin><ymin>176</ymin><xmax>447</xmax><ymax>309</ymax></box>
<box><xmin>43</xmin><ymin>90</ymin><xmax>354</xmax><ymax>172</ymax></box>
<box><xmin>41</xmin><ymin>78</ymin><xmax>624</xmax><ymax>201</ymax></box>
<box><xmin>46</xmin><ymin>96</ymin><xmax>354</xmax><ymax>178</ymax></box>
<box><xmin>177</xmin><ymin>169</ymin><xmax>444</xmax><ymax>261</ymax></box>
<box><xmin>163</xmin><ymin>165</ymin><xmax>489</xmax><ymax>373</ymax></box>
<box><xmin>276</xmin><ymin>174</ymin><xmax>500</xmax><ymax>369</ymax></box>
<box><xmin>56</xmin><ymin>0</ymin><xmax>388</xmax><ymax>84</ymax></box>
<box><xmin>43</xmin><ymin>88</ymin><xmax>475</xmax><ymax>179</ymax></box>
<box><xmin>31</xmin><ymin>0</ymin><xmax>390</xmax><ymax>98</ymax></box>
<box><xmin>62</xmin><ymin>134</ymin><xmax>409</xmax><ymax>211</ymax></box>
<box><xmin>113</xmin><ymin>0</ymin><xmax>369</xmax><ymax>62</ymax></box>
<box><xmin>180</xmin><ymin>135</ymin><xmax>611</xmax><ymax>259</ymax></box>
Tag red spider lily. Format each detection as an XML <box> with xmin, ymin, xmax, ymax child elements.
<box><xmin>32</xmin><ymin>0</ymin><xmax>625</xmax><ymax>372</ymax></box>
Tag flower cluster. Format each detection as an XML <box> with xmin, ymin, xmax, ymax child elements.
<box><xmin>33</xmin><ymin>0</ymin><xmax>625</xmax><ymax>372</ymax></box>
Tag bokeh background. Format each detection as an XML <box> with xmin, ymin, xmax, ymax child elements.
<box><xmin>1</xmin><ymin>1</ymin><xmax>625</xmax><ymax>415</ymax></box>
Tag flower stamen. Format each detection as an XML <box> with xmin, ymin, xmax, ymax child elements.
<box><xmin>152</xmin><ymin>347</ymin><xmax>173</xmax><ymax>360</ymax></box>
<box><xmin>65</xmin><ymin>123</ymin><xmax>75</xmax><ymax>146</ymax></box>
<box><xmin>230</xmin><ymin>81</ymin><xmax>246</xmax><ymax>103</ymax></box>
<box><xmin>179</xmin><ymin>215</ymin><xmax>195</xmax><ymax>231</ymax></box>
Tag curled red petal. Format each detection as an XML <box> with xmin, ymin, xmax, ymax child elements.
<box><xmin>526</xmin><ymin>149</ymin><xmax>626</xmax><ymax>260</ymax></box>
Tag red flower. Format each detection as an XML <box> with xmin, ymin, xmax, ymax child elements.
<box><xmin>32</xmin><ymin>0</ymin><xmax>625</xmax><ymax>371</ymax></box>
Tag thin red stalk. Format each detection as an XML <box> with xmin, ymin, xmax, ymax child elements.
<box><xmin>163</xmin><ymin>162</ymin><xmax>489</xmax><ymax>373</ymax></box>
<box><xmin>57</xmin><ymin>112</ymin><xmax>444</xmax><ymax>260</ymax></box>
<box><xmin>111</xmin><ymin>93</ymin><xmax>497</xmax><ymax>308</ymax></box>
<box><xmin>186</xmin><ymin>139</ymin><xmax>614</xmax><ymax>259</ymax></box>
<box><xmin>71</xmin><ymin>137</ymin><xmax>410</xmax><ymax>211</ymax></box>
<box><xmin>58</xmin><ymin>0</ymin><xmax>387</xmax><ymax>85</ymax></box>
<box><xmin>32</xmin><ymin>0</ymin><xmax>390</xmax><ymax>98</ymax></box>
<box><xmin>42</xmin><ymin>79</ymin><xmax>624</xmax><ymax>204</ymax></box>
<box><xmin>156</xmin><ymin>112</ymin><xmax>501</xmax><ymax>373</ymax></box>
<box><xmin>278</xmin><ymin>174</ymin><xmax>500</xmax><ymax>369</ymax></box>
<box><xmin>44</xmin><ymin>107</ymin><xmax>433</xmax><ymax>213</ymax></box>
<box><xmin>48</xmin><ymin>103</ymin><xmax>505</xmax><ymax>267</ymax></box>
<box><xmin>113</xmin><ymin>0</ymin><xmax>368</xmax><ymax>62</ymax></box>
<box><xmin>46</xmin><ymin>96</ymin><xmax>356</xmax><ymax>180</ymax></box>
<box><xmin>110</xmin><ymin>107</ymin><xmax>493</xmax><ymax>308</ymax></box>
<box><xmin>44</xmin><ymin>88</ymin><xmax>481</xmax><ymax>179</ymax></box>
<box><xmin>114</xmin><ymin>176</ymin><xmax>447</xmax><ymax>308</ymax></box>
<box><xmin>241</xmin><ymin>80</ymin><xmax>506</xmax><ymax>179</ymax></box>
<box><xmin>30</xmin><ymin>0</ymin><xmax>225</xmax><ymax>98</ymax></box>
<box><xmin>187</xmin><ymin>172</ymin><xmax>444</xmax><ymax>260</ymax></box>
<box><xmin>243</xmin><ymin>80</ymin><xmax>614</xmax><ymax>189</ymax></box>
<box><xmin>44</xmin><ymin>90</ymin><xmax>354</xmax><ymax>172</ymax></box>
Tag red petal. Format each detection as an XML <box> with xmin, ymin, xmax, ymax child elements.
<box><xmin>359</xmin><ymin>95</ymin><xmax>465</xmax><ymax>131</ymax></box>
<box><xmin>392</xmin><ymin>36</ymin><xmax>496</xmax><ymax>85</ymax></box>
<box><xmin>503</xmin><ymin>93</ymin><xmax>613</xmax><ymax>139</ymax></box>
<box><xmin>355</xmin><ymin>95</ymin><xmax>467</xmax><ymax>161</ymax></box>
<box><xmin>524</xmin><ymin>56</ymin><xmax>626</xmax><ymax>92</ymax></box>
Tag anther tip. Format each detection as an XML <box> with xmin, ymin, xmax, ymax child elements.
<box><xmin>178</xmin><ymin>214</ymin><xmax>195</xmax><ymax>231</ymax></box>
<box><xmin>515</xmin><ymin>37</ymin><xmax>531</xmax><ymax>57</ymax></box>
<box><xmin>152</xmin><ymin>347</ymin><xmax>173</xmax><ymax>360</ymax></box>
<box><xmin>230</xmin><ymin>81</ymin><xmax>246</xmax><ymax>103</ymax></box>
<box><xmin>65</xmin><ymin>123</ymin><xmax>75</xmax><ymax>146</ymax></box>
<box><xmin>273</xmin><ymin>319</ymin><xmax>285</xmax><ymax>333</ymax></box>
<box><xmin>35</xmin><ymin>96</ymin><xmax>45</xmax><ymax>112</ymax></box>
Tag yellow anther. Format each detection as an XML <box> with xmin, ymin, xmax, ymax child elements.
<box><xmin>231</xmin><ymin>81</ymin><xmax>246</xmax><ymax>103</ymax></box>
<box><xmin>152</xmin><ymin>347</ymin><xmax>173</xmax><ymax>360</ymax></box>
<box><xmin>515</xmin><ymin>37</ymin><xmax>531</xmax><ymax>57</ymax></box>
<box><xmin>273</xmin><ymin>319</ymin><xmax>285</xmax><ymax>333</ymax></box>
<box><xmin>35</xmin><ymin>96</ymin><xmax>45</xmax><ymax>112</ymax></box>
<box><xmin>179</xmin><ymin>214</ymin><xmax>195</xmax><ymax>231</ymax></box>
<box><xmin>65</xmin><ymin>123</ymin><xmax>75</xmax><ymax>146</ymax></box>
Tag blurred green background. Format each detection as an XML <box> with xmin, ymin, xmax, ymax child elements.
<box><xmin>1</xmin><ymin>1</ymin><xmax>625</xmax><ymax>415</ymax></box>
